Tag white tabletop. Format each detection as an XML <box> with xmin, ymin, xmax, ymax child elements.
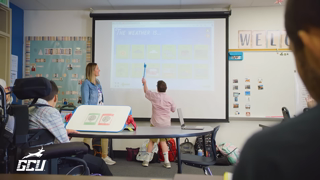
<box><xmin>69</xmin><ymin>126</ymin><xmax>213</xmax><ymax>139</ymax></box>
<box><xmin>66</xmin><ymin>105</ymin><xmax>131</xmax><ymax>133</ymax></box>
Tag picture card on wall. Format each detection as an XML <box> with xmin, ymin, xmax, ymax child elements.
<box><xmin>233</xmin><ymin>92</ymin><xmax>241</xmax><ymax>97</ymax></box>
<box><xmin>258</xmin><ymin>85</ymin><xmax>264</xmax><ymax>90</ymax></box>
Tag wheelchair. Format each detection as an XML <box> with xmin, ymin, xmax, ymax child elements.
<box><xmin>0</xmin><ymin>77</ymin><xmax>90</xmax><ymax>175</ymax></box>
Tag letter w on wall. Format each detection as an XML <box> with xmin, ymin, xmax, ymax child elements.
<box><xmin>238</xmin><ymin>31</ymin><xmax>252</xmax><ymax>49</ymax></box>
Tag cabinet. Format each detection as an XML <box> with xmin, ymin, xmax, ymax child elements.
<box><xmin>0</xmin><ymin>4</ymin><xmax>11</xmax><ymax>86</ymax></box>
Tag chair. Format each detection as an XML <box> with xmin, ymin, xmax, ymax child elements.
<box><xmin>60</xmin><ymin>104</ymin><xmax>77</xmax><ymax>113</ymax></box>
<box><xmin>0</xmin><ymin>77</ymin><xmax>89</xmax><ymax>175</ymax></box>
<box><xmin>60</xmin><ymin>104</ymin><xmax>77</xmax><ymax>127</ymax></box>
<box><xmin>180</xmin><ymin>126</ymin><xmax>220</xmax><ymax>175</ymax></box>
<box><xmin>281</xmin><ymin>107</ymin><xmax>291</xmax><ymax>122</ymax></box>
<box><xmin>260</xmin><ymin>107</ymin><xmax>292</xmax><ymax>129</ymax></box>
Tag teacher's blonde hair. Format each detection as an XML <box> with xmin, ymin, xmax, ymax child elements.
<box><xmin>86</xmin><ymin>63</ymin><xmax>97</xmax><ymax>85</ymax></box>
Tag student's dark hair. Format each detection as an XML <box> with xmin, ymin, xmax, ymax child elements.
<box><xmin>285</xmin><ymin>0</ymin><xmax>320</xmax><ymax>51</ymax></box>
<box><xmin>157</xmin><ymin>80</ymin><xmax>167</xmax><ymax>92</ymax></box>
<box><xmin>42</xmin><ymin>80</ymin><xmax>58</xmax><ymax>101</ymax></box>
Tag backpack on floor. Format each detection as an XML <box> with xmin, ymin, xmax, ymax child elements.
<box><xmin>158</xmin><ymin>138</ymin><xmax>177</xmax><ymax>162</ymax></box>
<box><xmin>150</xmin><ymin>153</ymin><xmax>160</xmax><ymax>163</ymax></box>
<box><xmin>180</xmin><ymin>138</ymin><xmax>194</xmax><ymax>154</ymax></box>
<box><xmin>136</xmin><ymin>140</ymin><xmax>159</xmax><ymax>162</ymax></box>
<box><xmin>217</xmin><ymin>142</ymin><xmax>240</xmax><ymax>165</ymax></box>
<box><xmin>126</xmin><ymin>147</ymin><xmax>140</xmax><ymax>161</ymax></box>
<box><xmin>215</xmin><ymin>149</ymin><xmax>232</xmax><ymax>166</ymax></box>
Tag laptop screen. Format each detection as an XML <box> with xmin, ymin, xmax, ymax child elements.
<box><xmin>177</xmin><ymin>108</ymin><xmax>185</xmax><ymax>126</ymax></box>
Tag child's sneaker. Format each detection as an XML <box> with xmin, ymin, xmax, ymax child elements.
<box><xmin>163</xmin><ymin>162</ymin><xmax>171</xmax><ymax>169</ymax></box>
<box><xmin>142</xmin><ymin>161</ymin><xmax>149</xmax><ymax>167</ymax></box>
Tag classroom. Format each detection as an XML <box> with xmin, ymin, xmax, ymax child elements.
<box><xmin>1</xmin><ymin>0</ymin><xmax>320</xmax><ymax>180</ymax></box>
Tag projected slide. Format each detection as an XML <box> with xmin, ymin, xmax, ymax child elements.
<box><xmin>110</xmin><ymin>21</ymin><xmax>215</xmax><ymax>91</ymax></box>
<box><xmin>95</xmin><ymin>18</ymin><xmax>227</xmax><ymax>120</ymax></box>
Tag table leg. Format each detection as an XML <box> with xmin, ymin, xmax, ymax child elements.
<box><xmin>176</xmin><ymin>137</ymin><xmax>182</xmax><ymax>174</ymax></box>
<box><xmin>109</xmin><ymin>138</ymin><xmax>114</xmax><ymax>159</ymax></box>
<box><xmin>202</xmin><ymin>135</ymin><xmax>206</xmax><ymax>157</ymax></box>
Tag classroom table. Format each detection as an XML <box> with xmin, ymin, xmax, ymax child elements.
<box><xmin>70</xmin><ymin>126</ymin><xmax>214</xmax><ymax>174</ymax></box>
<box><xmin>0</xmin><ymin>174</ymin><xmax>223</xmax><ymax>180</ymax></box>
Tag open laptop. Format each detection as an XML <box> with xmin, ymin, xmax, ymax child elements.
<box><xmin>177</xmin><ymin>108</ymin><xmax>204</xmax><ymax>130</ymax></box>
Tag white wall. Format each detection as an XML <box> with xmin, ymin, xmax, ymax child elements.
<box><xmin>24</xmin><ymin>10</ymin><xmax>92</xmax><ymax>36</ymax></box>
<box><xmin>24</xmin><ymin>6</ymin><xmax>285</xmax><ymax>150</ymax></box>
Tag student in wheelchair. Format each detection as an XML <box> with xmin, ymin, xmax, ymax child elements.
<box><xmin>28</xmin><ymin>80</ymin><xmax>113</xmax><ymax>176</ymax></box>
<box><xmin>0</xmin><ymin>78</ymin><xmax>112</xmax><ymax>176</ymax></box>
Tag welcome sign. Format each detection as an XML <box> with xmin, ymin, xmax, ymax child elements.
<box><xmin>238</xmin><ymin>30</ymin><xmax>289</xmax><ymax>49</ymax></box>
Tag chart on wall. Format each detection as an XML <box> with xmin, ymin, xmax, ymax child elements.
<box><xmin>25</xmin><ymin>36</ymin><xmax>91</xmax><ymax>108</ymax></box>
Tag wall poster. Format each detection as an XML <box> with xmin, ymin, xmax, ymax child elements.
<box><xmin>25</xmin><ymin>36</ymin><xmax>91</xmax><ymax>108</ymax></box>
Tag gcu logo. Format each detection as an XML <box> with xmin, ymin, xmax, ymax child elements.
<box><xmin>16</xmin><ymin>146</ymin><xmax>46</xmax><ymax>171</ymax></box>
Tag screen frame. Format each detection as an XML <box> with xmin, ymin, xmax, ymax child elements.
<box><xmin>90</xmin><ymin>11</ymin><xmax>230</xmax><ymax>123</ymax></box>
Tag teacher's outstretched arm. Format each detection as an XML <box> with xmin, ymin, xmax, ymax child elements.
<box><xmin>142</xmin><ymin>78</ymin><xmax>148</xmax><ymax>93</ymax></box>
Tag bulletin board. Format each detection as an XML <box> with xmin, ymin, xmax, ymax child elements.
<box><xmin>229</xmin><ymin>51</ymin><xmax>296</xmax><ymax>118</ymax></box>
<box><xmin>24</xmin><ymin>36</ymin><xmax>91</xmax><ymax>108</ymax></box>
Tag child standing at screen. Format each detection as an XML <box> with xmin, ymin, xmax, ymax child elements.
<box><xmin>141</xmin><ymin>78</ymin><xmax>176</xmax><ymax>168</ymax></box>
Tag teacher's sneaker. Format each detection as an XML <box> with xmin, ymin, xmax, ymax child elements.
<box><xmin>103</xmin><ymin>156</ymin><xmax>116</xmax><ymax>165</ymax></box>
<box><xmin>142</xmin><ymin>161</ymin><xmax>149</xmax><ymax>167</ymax></box>
<box><xmin>163</xmin><ymin>162</ymin><xmax>171</xmax><ymax>169</ymax></box>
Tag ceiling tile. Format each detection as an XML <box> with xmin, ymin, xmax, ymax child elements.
<box><xmin>181</xmin><ymin>0</ymin><xmax>253</xmax><ymax>8</ymax></box>
<box><xmin>112</xmin><ymin>6</ymin><xmax>181</xmax><ymax>10</ymax></box>
<box><xmin>10</xmin><ymin>0</ymin><xmax>287</xmax><ymax>10</ymax></box>
<box><xmin>108</xmin><ymin>0</ymin><xmax>180</xmax><ymax>9</ymax></box>
<box><xmin>180</xmin><ymin>4</ymin><xmax>230</xmax><ymax>9</ymax></box>
<box><xmin>108</xmin><ymin>0</ymin><xmax>180</xmax><ymax>6</ymax></box>
<box><xmin>181</xmin><ymin>0</ymin><xmax>229</xmax><ymax>5</ymax></box>
<box><xmin>37</xmin><ymin>0</ymin><xmax>113</xmax><ymax>10</ymax></box>
<box><xmin>10</xmin><ymin>0</ymin><xmax>48</xmax><ymax>10</ymax></box>
<box><xmin>251</xmin><ymin>0</ymin><xmax>287</xmax><ymax>7</ymax></box>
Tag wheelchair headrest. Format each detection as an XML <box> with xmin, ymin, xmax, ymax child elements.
<box><xmin>13</xmin><ymin>77</ymin><xmax>52</xmax><ymax>100</ymax></box>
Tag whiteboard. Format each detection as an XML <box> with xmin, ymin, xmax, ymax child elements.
<box><xmin>66</xmin><ymin>105</ymin><xmax>131</xmax><ymax>133</ymax></box>
<box><xmin>229</xmin><ymin>51</ymin><xmax>296</xmax><ymax>118</ymax></box>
